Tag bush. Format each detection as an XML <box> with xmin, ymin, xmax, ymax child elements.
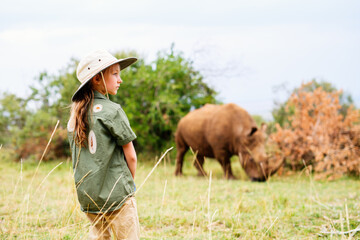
<box><xmin>270</xmin><ymin>81</ymin><xmax>360</xmax><ymax>180</ymax></box>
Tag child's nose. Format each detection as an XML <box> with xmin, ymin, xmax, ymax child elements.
<box><xmin>118</xmin><ymin>77</ymin><xmax>123</xmax><ymax>83</ymax></box>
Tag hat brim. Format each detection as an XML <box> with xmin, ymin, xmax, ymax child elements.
<box><xmin>71</xmin><ymin>57</ymin><xmax>137</xmax><ymax>102</ymax></box>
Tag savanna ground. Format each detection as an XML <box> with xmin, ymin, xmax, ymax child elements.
<box><xmin>0</xmin><ymin>149</ymin><xmax>360</xmax><ymax>239</ymax></box>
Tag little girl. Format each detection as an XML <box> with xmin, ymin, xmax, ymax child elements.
<box><xmin>67</xmin><ymin>49</ymin><xmax>140</xmax><ymax>239</ymax></box>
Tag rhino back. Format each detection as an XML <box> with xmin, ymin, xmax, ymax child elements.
<box><xmin>176</xmin><ymin>104</ymin><xmax>220</xmax><ymax>156</ymax></box>
<box><xmin>176</xmin><ymin>103</ymin><xmax>257</xmax><ymax>156</ymax></box>
<box><xmin>204</xmin><ymin>103</ymin><xmax>257</xmax><ymax>153</ymax></box>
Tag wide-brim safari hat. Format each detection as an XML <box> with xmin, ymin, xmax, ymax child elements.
<box><xmin>72</xmin><ymin>49</ymin><xmax>137</xmax><ymax>101</ymax></box>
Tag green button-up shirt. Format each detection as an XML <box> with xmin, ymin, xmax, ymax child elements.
<box><xmin>67</xmin><ymin>91</ymin><xmax>136</xmax><ymax>213</ymax></box>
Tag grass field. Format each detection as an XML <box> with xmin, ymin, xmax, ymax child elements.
<box><xmin>0</xmin><ymin>150</ymin><xmax>360</xmax><ymax>239</ymax></box>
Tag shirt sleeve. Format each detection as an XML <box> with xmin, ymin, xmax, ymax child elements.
<box><xmin>104</xmin><ymin>108</ymin><xmax>137</xmax><ymax>146</ymax></box>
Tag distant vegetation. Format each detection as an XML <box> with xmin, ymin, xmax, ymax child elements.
<box><xmin>272</xmin><ymin>80</ymin><xmax>356</xmax><ymax>128</ymax></box>
<box><xmin>0</xmin><ymin>46</ymin><xmax>219</xmax><ymax>159</ymax></box>
<box><xmin>0</xmin><ymin>48</ymin><xmax>359</xmax><ymax>179</ymax></box>
<box><xmin>270</xmin><ymin>81</ymin><xmax>360</xmax><ymax>179</ymax></box>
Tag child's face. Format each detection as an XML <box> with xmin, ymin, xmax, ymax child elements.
<box><xmin>103</xmin><ymin>63</ymin><xmax>122</xmax><ymax>95</ymax></box>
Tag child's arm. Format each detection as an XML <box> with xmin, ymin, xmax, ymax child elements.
<box><xmin>123</xmin><ymin>141</ymin><xmax>137</xmax><ymax>179</ymax></box>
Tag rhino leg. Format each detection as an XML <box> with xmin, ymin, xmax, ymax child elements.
<box><xmin>215</xmin><ymin>151</ymin><xmax>235</xmax><ymax>180</ymax></box>
<box><xmin>194</xmin><ymin>155</ymin><xmax>207</xmax><ymax>176</ymax></box>
<box><xmin>175</xmin><ymin>145</ymin><xmax>188</xmax><ymax>176</ymax></box>
<box><xmin>222</xmin><ymin>159</ymin><xmax>236</xmax><ymax>180</ymax></box>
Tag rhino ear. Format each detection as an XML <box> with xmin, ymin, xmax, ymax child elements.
<box><xmin>249</xmin><ymin>127</ymin><xmax>257</xmax><ymax>136</ymax></box>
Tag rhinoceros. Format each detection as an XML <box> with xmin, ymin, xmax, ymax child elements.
<box><xmin>174</xmin><ymin>103</ymin><xmax>283</xmax><ymax>181</ymax></box>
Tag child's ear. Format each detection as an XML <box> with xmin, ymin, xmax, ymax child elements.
<box><xmin>92</xmin><ymin>74</ymin><xmax>101</xmax><ymax>84</ymax></box>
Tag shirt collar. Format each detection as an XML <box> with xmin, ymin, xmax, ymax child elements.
<box><xmin>94</xmin><ymin>90</ymin><xmax>107</xmax><ymax>100</ymax></box>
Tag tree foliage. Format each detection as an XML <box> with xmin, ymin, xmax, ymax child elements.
<box><xmin>270</xmin><ymin>81</ymin><xmax>360</xmax><ymax>180</ymax></box>
<box><xmin>0</xmin><ymin>46</ymin><xmax>219</xmax><ymax>159</ymax></box>
<box><xmin>272</xmin><ymin>79</ymin><xmax>354</xmax><ymax>128</ymax></box>
<box><xmin>0</xmin><ymin>92</ymin><xmax>30</xmax><ymax>145</ymax></box>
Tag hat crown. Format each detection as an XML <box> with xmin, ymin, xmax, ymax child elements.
<box><xmin>76</xmin><ymin>49</ymin><xmax>118</xmax><ymax>84</ymax></box>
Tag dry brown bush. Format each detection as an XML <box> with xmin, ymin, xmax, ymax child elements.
<box><xmin>270</xmin><ymin>82</ymin><xmax>360</xmax><ymax>180</ymax></box>
<box><xmin>17</xmin><ymin>127</ymin><xmax>68</xmax><ymax>161</ymax></box>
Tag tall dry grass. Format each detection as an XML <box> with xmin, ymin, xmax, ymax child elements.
<box><xmin>1</xmin><ymin>154</ymin><xmax>360</xmax><ymax>239</ymax></box>
<box><xmin>1</xmin><ymin>128</ymin><xmax>360</xmax><ymax>239</ymax></box>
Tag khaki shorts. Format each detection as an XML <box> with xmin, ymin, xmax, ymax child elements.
<box><xmin>85</xmin><ymin>197</ymin><xmax>140</xmax><ymax>240</ymax></box>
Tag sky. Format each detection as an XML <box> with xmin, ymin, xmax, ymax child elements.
<box><xmin>0</xmin><ymin>0</ymin><xmax>359</xmax><ymax>119</ymax></box>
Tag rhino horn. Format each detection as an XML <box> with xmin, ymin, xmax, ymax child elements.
<box><xmin>238</xmin><ymin>153</ymin><xmax>284</xmax><ymax>182</ymax></box>
<box><xmin>258</xmin><ymin>157</ymin><xmax>284</xmax><ymax>181</ymax></box>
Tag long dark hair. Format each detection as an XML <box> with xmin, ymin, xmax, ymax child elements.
<box><xmin>70</xmin><ymin>81</ymin><xmax>94</xmax><ymax>147</ymax></box>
